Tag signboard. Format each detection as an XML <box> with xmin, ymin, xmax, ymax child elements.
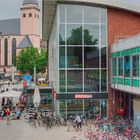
<box><xmin>75</xmin><ymin>94</ymin><xmax>92</xmax><ymax>99</ymax></box>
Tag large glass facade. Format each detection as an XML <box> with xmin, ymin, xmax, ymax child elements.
<box><xmin>60</xmin><ymin>99</ymin><xmax>108</xmax><ymax>118</ymax></box>
<box><xmin>59</xmin><ymin>4</ymin><xmax>107</xmax><ymax>93</ymax></box>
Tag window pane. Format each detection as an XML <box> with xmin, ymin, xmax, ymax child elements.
<box><xmin>59</xmin><ymin>47</ymin><xmax>65</xmax><ymax>68</ymax></box>
<box><xmin>84</xmin><ymin>100</ymin><xmax>100</xmax><ymax>119</ymax></box>
<box><xmin>101</xmin><ymin>25</ymin><xmax>107</xmax><ymax>45</ymax></box>
<box><xmin>101</xmin><ymin>100</ymin><xmax>107</xmax><ymax>118</ymax></box>
<box><xmin>101</xmin><ymin>70</ymin><xmax>107</xmax><ymax>92</ymax></box>
<box><xmin>124</xmin><ymin>56</ymin><xmax>130</xmax><ymax>77</ymax></box>
<box><xmin>67</xmin><ymin>47</ymin><xmax>82</xmax><ymax>68</ymax></box>
<box><xmin>67</xmin><ymin>5</ymin><xmax>82</xmax><ymax>23</ymax></box>
<box><xmin>118</xmin><ymin>57</ymin><xmax>123</xmax><ymax>76</ymax></box>
<box><xmin>67</xmin><ymin>100</ymin><xmax>83</xmax><ymax>116</ymax></box>
<box><xmin>60</xmin><ymin>100</ymin><xmax>66</xmax><ymax>117</ymax></box>
<box><xmin>112</xmin><ymin>58</ymin><xmax>117</xmax><ymax>76</ymax></box>
<box><xmin>100</xmin><ymin>9</ymin><xmax>107</xmax><ymax>23</ymax></box>
<box><xmin>67</xmin><ymin>24</ymin><xmax>82</xmax><ymax>45</ymax></box>
<box><xmin>67</xmin><ymin>70</ymin><xmax>83</xmax><ymax>92</ymax></box>
<box><xmin>84</xmin><ymin>24</ymin><xmax>99</xmax><ymax>45</ymax></box>
<box><xmin>84</xmin><ymin>6</ymin><xmax>99</xmax><ymax>23</ymax></box>
<box><xmin>59</xmin><ymin>24</ymin><xmax>65</xmax><ymax>45</ymax></box>
<box><xmin>84</xmin><ymin>70</ymin><xmax>99</xmax><ymax>92</ymax></box>
<box><xmin>59</xmin><ymin>5</ymin><xmax>65</xmax><ymax>23</ymax></box>
<box><xmin>84</xmin><ymin>47</ymin><xmax>99</xmax><ymax>68</ymax></box>
<box><xmin>60</xmin><ymin>70</ymin><xmax>66</xmax><ymax>92</ymax></box>
<box><xmin>133</xmin><ymin>55</ymin><xmax>139</xmax><ymax>77</ymax></box>
<box><xmin>12</xmin><ymin>38</ymin><xmax>16</xmax><ymax>65</ymax></box>
<box><xmin>101</xmin><ymin>47</ymin><xmax>106</xmax><ymax>68</ymax></box>
<box><xmin>4</xmin><ymin>39</ymin><xmax>8</xmax><ymax>66</ymax></box>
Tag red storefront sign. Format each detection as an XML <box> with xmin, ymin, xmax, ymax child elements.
<box><xmin>75</xmin><ymin>94</ymin><xmax>92</xmax><ymax>99</ymax></box>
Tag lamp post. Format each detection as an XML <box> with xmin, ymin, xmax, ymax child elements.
<box><xmin>113</xmin><ymin>82</ymin><xmax>115</xmax><ymax>120</ymax></box>
<box><xmin>51</xmin><ymin>81</ymin><xmax>54</xmax><ymax>117</ymax></box>
<box><xmin>12</xmin><ymin>64</ymin><xmax>15</xmax><ymax>83</ymax></box>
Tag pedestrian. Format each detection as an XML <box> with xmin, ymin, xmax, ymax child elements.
<box><xmin>6</xmin><ymin>107</ymin><xmax>11</xmax><ymax>125</ymax></box>
<box><xmin>74</xmin><ymin>114</ymin><xmax>82</xmax><ymax>131</ymax></box>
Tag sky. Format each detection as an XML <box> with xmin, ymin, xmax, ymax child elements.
<box><xmin>0</xmin><ymin>0</ymin><xmax>42</xmax><ymax>37</ymax></box>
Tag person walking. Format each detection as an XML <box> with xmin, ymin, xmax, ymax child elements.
<box><xmin>75</xmin><ymin>114</ymin><xmax>82</xmax><ymax>131</ymax></box>
<box><xmin>6</xmin><ymin>107</ymin><xmax>11</xmax><ymax>125</ymax></box>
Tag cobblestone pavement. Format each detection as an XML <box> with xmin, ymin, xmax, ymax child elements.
<box><xmin>0</xmin><ymin>119</ymin><xmax>87</xmax><ymax>140</ymax></box>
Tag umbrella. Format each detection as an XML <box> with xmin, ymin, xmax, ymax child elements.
<box><xmin>0</xmin><ymin>90</ymin><xmax>22</xmax><ymax>98</ymax></box>
<box><xmin>38</xmin><ymin>78</ymin><xmax>45</xmax><ymax>81</ymax></box>
<box><xmin>33</xmin><ymin>86</ymin><xmax>41</xmax><ymax>107</ymax></box>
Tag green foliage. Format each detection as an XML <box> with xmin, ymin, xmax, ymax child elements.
<box><xmin>67</xmin><ymin>26</ymin><xmax>98</xmax><ymax>45</ymax></box>
<box><xmin>17</xmin><ymin>47</ymin><xmax>47</xmax><ymax>75</ymax></box>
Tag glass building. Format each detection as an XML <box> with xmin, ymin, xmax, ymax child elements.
<box><xmin>48</xmin><ymin>4</ymin><xmax>108</xmax><ymax>118</ymax></box>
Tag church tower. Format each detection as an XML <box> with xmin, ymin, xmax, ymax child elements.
<box><xmin>20</xmin><ymin>0</ymin><xmax>40</xmax><ymax>48</ymax></box>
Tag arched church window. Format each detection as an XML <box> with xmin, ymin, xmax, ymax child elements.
<box><xmin>12</xmin><ymin>38</ymin><xmax>16</xmax><ymax>66</ymax></box>
<box><xmin>23</xmin><ymin>14</ymin><xmax>26</xmax><ymax>17</ymax></box>
<box><xmin>4</xmin><ymin>38</ymin><xmax>8</xmax><ymax>66</ymax></box>
<box><xmin>29</xmin><ymin>13</ymin><xmax>32</xmax><ymax>17</ymax></box>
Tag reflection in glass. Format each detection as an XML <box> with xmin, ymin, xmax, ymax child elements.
<box><xmin>132</xmin><ymin>55</ymin><xmax>139</xmax><ymax>77</ymax></box>
<box><xmin>124</xmin><ymin>56</ymin><xmax>130</xmax><ymax>77</ymax></box>
<box><xmin>84</xmin><ymin>100</ymin><xmax>100</xmax><ymax>119</ymax></box>
<box><xmin>59</xmin><ymin>47</ymin><xmax>65</xmax><ymax>68</ymax></box>
<box><xmin>67</xmin><ymin>47</ymin><xmax>82</xmax><ymax>68</ymax></box>
<box><xmin>84</xmin><ymin>6</ymin><xmax>99</xmax><ymax>23</ymax></box>
<box><xmin>67</xmin><ymin>70</ymin><xmax>83</xmax><ymax>92</ymax></box>
<box><xmin>101</xmin><ymin>70</ymin><xmax>107</xmax><ymax>92</ymax></box>
<box><xmin>67</xmin><ymin>25</ymin><xmax>82</xmax><ymax>45</ymax></box>
<box><xmin>101</xmin><ymin>25</ymin><xmax>106</xmax><ymax>45</ymax></box>
<box><xmin>60</xmin><ymin>100</ymin><xmax>66</xmax><ymax>117</ymax></box>
<box><xmin>112</xmin><ymin>58</ymin><xmax>117</xmax><ymax>76</ymax></box>
<box><xmin>101</xmin><ymin>100</ymin><xmax>107</xmax><ymax>117</ymax></box>
<box><xmin>67</xmin><ymin>5</ymin><xmax>82</xmax><ymax>23</ymax></box>
<box><xmin>84</xmin><ymin>47</ymin><xmax>99</xmax><ymax>68</ymax></box>
<box><xmin>60</xmin><ymin>70</ymin><xmax>66</xmax><ymax>92</ymax></box>
<box><xmin>67</xmin><ymin>100</ymin><xmax>83</xmax><ymax>116</ymax></box>
<box><xmin>59</xmin><ymin>5</ymin><xmax>65</xmax><ymax>23</ymax></box>
<box><xmin>100</xmin><ymin>9</ymin><xmax>107</xmax><ymax>23</ymax></box>
<box><xmin>84</xmin><ymin>25</ymin><xmax>99</xmax><ymax>45</ymax></box>
<box><xmin>101</xmin><ymin>47</ymin><xmax>106</xmax><ymax>68</ymax></box>
<box><xmin>59</xmin><ymin>24</ymin><xmax>65</xmax><ymax>45</ymax></box>
<box><xmin>118</xmin><ymin>57</ymin><xmax>123</xmax><ymax>76</ymax></box>
<box><xmin>84</xmin><ymin>70</ymin><xmax>99</xmax><ymax>92</ymax></box>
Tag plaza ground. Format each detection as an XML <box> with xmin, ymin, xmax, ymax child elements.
<box><xmin>0</xmin><ymin>118</ymin><xmax>88</xmax><ymax>140</ymax></box>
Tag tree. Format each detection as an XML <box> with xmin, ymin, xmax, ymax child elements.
<box><xmin>67</xmin><ymin>26</ymin><xmax>98</xmax><ymax>45</ymax></box>
<box><xmin>16</xmin><ymin>47</ymin><xmax>47</xmax><ymax>75</ymax></box>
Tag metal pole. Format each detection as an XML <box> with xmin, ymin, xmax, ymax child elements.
<box><xmin>113</xmin><ymin>82</ymin><xmax>115</xmax><ymax>119</ymax></box>
<box><xmin>51</xmin><ymin>82</ymin><xmax>54</xmax><ymax>117</ymax></box>
<box><xmin>12</xmin><ymin>64</ymin><xmax>14</xmax><ymax>83</ymax></box>
<box><xmin>34</xmin><ymin>66</ymin><xmax>36</xmax><ymax>83</ymax></box>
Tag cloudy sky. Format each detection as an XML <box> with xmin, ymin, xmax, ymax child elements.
<box><xmin>0</xmin><ymin>0</ymin><xmax>42</xmax><ymax>19</ymax></box>
<box><xmin>0</xmin><ymin>0</ymin><xmax>42</xmax><ymax>36</ymax></box>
